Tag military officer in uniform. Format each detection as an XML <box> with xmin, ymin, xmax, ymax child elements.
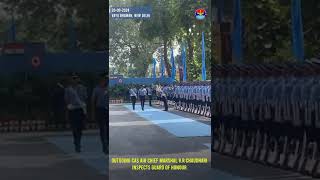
<box><xmin>65</xmin><ymin>74</ymin><xmax>86</xmax><ymax>153</ymax></box>
<box><xmin>160</xmin><ymin>87</ymin><xmax>168</xmax><ymax>111</ymax></box>
<box><xmin>138</xmin><ymin>85</ymin><xmax>147</xmax><ymax>111</ymax></box>
<box><xmin>91</xmin><ymin>74</ymin><xmax>108</xmax><ymax>154</ymax></box>
<box><xmin>129</xmin><ymin>86</ymin><xmax>138</xmax><ymax>110</ymax></box>
<box><xmin>147</xmin><ymin>86</ymin><xmax>153</xmax><ymax>106</ymax></box>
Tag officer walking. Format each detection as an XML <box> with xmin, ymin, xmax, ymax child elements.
<box><xmin>65</xmin><ymin>74</ymin><xmax>86</xmax><ymax>153</ymax></box>
<box><xmin>138</xmin><ymin>85</ymin><xmax>147</xmax><ymax>111</ymax></box>
<box><xmin>91</xmin><ymin>74</ymin><xmax>108</xmax><ymax>155</ymax></box>
<box><xmin>129</xmin><ymin>86</ymin><xmax>138</xmax><ymax>110</ymax></box>
<box><xmin>147</xmin><ymin>86</ymin><xmax>153</xmax><ymax>106</ymax></box>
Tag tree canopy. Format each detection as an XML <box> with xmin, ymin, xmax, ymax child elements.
<box><xmin>0</xmin><ymin>0</ymin><xmax>107</xmax><ymax>52</ymax></box>
<box><xmin>110</xmin><ymin>0</ymin><xmax>212</xmax><ymax>80</ymax></box>
<box><xmin>110</xmin><ymin>0</ymin><xmax>320</xmax><ymax>78</ymax></box>
<box><xmin>4</xmin><ymin>0</ymin><xmax>318</xmax><ymax>78</ymax></box>
<box><xmin>242</xmin><ymin>0</ymin><xmax>320</xmax><ymax>63</ymax></box>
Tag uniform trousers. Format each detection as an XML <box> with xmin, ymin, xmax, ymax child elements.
<box><xmin>68</xmin><ymin>109</ymin><xmax>85</xmax><ymax>150</ymax></box>
<box><xmin>148</xmin><ymin>95</ymin><xmax>152</xmax><ymax>106</ymax></box>
<box><xmin>95</xmin><ymin>107</ymin><xmax>108</xmax><ymax>152</ymax></box>
<box><xmin>131</xmin><ymin>96</ymin><xmax>136</xmax><ymax>110</ymax></box>
<box><xmin>162</xmin><ymin>96</ymin><xmax>168</xmax><ymax>111</ymax></box>
<box><xmin>140</xmin><ymin>96</ymin><xmax>146</xmax><ymax>110</ymax></box>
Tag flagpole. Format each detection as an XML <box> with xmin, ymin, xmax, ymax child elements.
<box><xmin>171</xmin><ymin>48</ymin><xmax>176</xmax><ymax>81</ymax></box>
<box><xmin>161</xmin><ymin>55</ymin><xmax>165</xmax><ymax>77</ymax></box>
<box><xmin>291</xmin><ymin>0</ymin><xmax>304</xmax><ymax>62</ymax></box>
<box><xmin>152</xmin><ymin>58</ymin><xmax>157</xmax><ymax>78</ymax></box>
<box><xmin>201</xmin><ymin>32</ymin><xmax>206</xmax><ymax>81</ymax></box>
<box><xmin>182</xmin><ymin>44</ymin><xmax>187</xmax><ymax>82</ymax></box>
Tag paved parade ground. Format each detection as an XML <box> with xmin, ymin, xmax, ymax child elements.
<box><xmin>0</xmin><ymin>131</ymin><xmax>107</xmax><ymax>180</ymax></box>
<box><xmin>0</xmin><ymin>104</ymin><xmax>319</xmax><ymax>179</ymax></box>
<box><xmin>110</xmin><ymin>104</ymin><xmax>319</xmax><ymax>180</ymax></box>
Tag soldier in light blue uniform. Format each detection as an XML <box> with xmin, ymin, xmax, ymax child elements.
<box><xmin>147</xmin><ymin>86</ymin><xmax>153</xmax><ymax>106</ymax></box>
<box><xmin>200</xmin><ymin>83</ymin><xmax>206</xmax><ymax>115</ymax></box>
<box><xmin>183</xmin><ymin>84</ymin><xmax>188</xmax><ymax>111</ymax></box>
<box><xmin>160</xmin><ymin>86</ymin><xmax>168</xmax><ymax>111</ymax></box>
<box><xmin>138</xmin><ymin>85</ymin><xmax>147</xmax><ymax>111</ymax></box>
<box><xmin>188</xmin><ymin>84</ymin><xmax>194</xmax><ymax>112</ymax></box>
<box><xmin>129</xmin><ymin>86</ymin><xmax>138</xmax><ymax>110</ymax></box>
<box><xmin>196</xmin><ymin>84</ymin><xmax>200</xmax><ymax>114</ymax></box>
<box><xmin>173</xmin><ymin>84</ymin><xmax>178</xmax><ymax>109</ymax></box>
<box><xmin>204</xmin><ymin>82</ymin><xmax>210</xmax><ymax>117</ymax></box>
<box><xmin>177</xmin><ymin>85</ymin><xmax>182</xmax><ymax>110</ymax></box>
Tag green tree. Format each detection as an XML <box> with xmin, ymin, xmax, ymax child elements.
<box><xmin>301</xmin><ymin>0</ymin><xmax>320</xmax><ymax>58</ymax></box>
<box><xmin>1</xmin><ymin>0</ymin><xmax>106</xmax><ymax>51</ymax></box>
<box><xmin>109</xmin><ymin>0</ymin><xmax>212</xmax><ymax>79</ymax></box>
<box><xmin>241</xmin><ymin>0</ymin><xmax>292</xmax><ymax>63</ymax></box>
<box><xmin>109</xmin><ymin>18</ymin><xmax>159</xmax><ymax>77</ymax></box>
<box><xmin>136</xmin><ymin>0</ymin><xmax>180</xmax><ymax>77</ymax></box>
<box><xmin>174</xmin><ymin>0</ymin><xmax>211</xmax><ymax>80</ymax></box>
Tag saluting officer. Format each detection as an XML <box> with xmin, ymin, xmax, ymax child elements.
<box><xmin>160</xmin><ymin>87</ymin><xmax>168</xmax><ymax>111</ymax></box>
<box><xmin>91</xmin><ymin>74</ymin><xmax>108</xmax><ymax>154</ymax></box>
<box><xmin>206</xmin><ymin>82</ymin><xmax>211</xmax><ymax>117</ymax></box>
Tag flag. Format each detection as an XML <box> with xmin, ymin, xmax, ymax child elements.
<box><xmin>201</xmin><ymin>32</ymin><xmax>206</xmax><ymax>81</ymax></box>
<box><xmin>182</xmin><ymin>45</ymin><xmax>187</xmax><ymax>82</ymax></box>
<box><xmin>291</xmin><ymin>0</ymin><xmax>304</xmax><ymax>62</ymax></box>
<box><xmin>171</xmin><ymin>48</ymin><xmax>176</xmax><ymax>80</ymax></box>
<box><xmin>232</xmin><ymin>0</ymin><xmax>243</xmax><ymax>64</ymax></box>
<box><xmin>161</xmin><ymin>56</ymin><xmax>165</xmax><ymax>77</ymax></box>
<box><xmin>152</xmin><ymin>58</ymin><xmax>156</xmax><ymax>78</ymax></box>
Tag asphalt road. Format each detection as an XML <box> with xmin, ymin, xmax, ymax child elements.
<box><xmin>110</xmin><ymin>104</ymin><xmax>319</xmax><ymax>180</ymax></box>
<box><xmin>0</xmin><ymin>131</ymin><xmax>107</xmax><ymax>180</ymax></box>
<box><xmin>1</xmin><ymin>103</ymin><xmax>318</xmax><ymax>180</ymax></box>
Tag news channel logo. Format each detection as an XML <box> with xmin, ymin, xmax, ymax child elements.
<box><xmin>194</xmin><ymin>8</ymin><xmax>207</xmax><ymax>20</ymax></box>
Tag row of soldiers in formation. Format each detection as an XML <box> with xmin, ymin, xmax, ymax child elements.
<box><xmin>158</xmin><ymin>82</ymin><xmax>211</xmax><ymax>117</ymax></box>
<box><xmin>130</xmin><ymin>83</ymin><xmax>212</xmax><ymax>115</ymax></box>
<box><xmin>212</xmin><ymin>60</ymin><xmax>320</xmax><ymax>177</ymax></box>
